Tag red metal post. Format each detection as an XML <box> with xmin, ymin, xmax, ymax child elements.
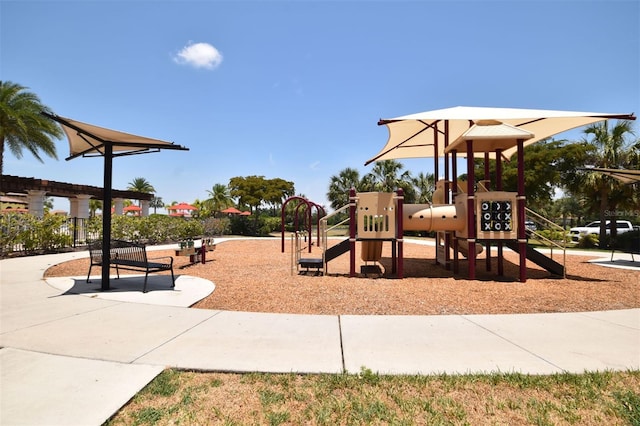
<box><xmin>396</xmin><ymin>188</ymin><xmax>404</xmax><ymax>279</ymax></box>
<box><xmin>451</xmin><ymin>150</ymin><xmax>459</xmax><ymax>274</ymax></box>
<box><xmin>349</xmin><ymin>188</ymin><xmax>357</xmax><ymax>277</ymax></box>
<box><xmin>466</xmin><ymin>139</ymin><xmax>476</xmax><ymax>280</ymax></box>
<box><xmin>306</xmin><ymin>199</ymin><xmax>313</xmax><ymax>253</ymax></box>
<box><xmin>517</xmin><ymin>139</ymin><xmax>527</xmax><ymax>282</ymax></box>
<box><xmin>484</xmin><ymin>152</ymin><xmax>491</xmax><ymax>272</ymax></box>
<box><xmin>496</xmin><ymin>149</ymin><xmax>504</xmax><ymax>276</ymax></box>
<box><xmin>443</xmin><ymin>120</ymin><xmax>451</xmax><ymax>270</ymax></box>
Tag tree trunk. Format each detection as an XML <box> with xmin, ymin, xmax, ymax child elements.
<box><xmin>0</xmin><ymin>137</ymin><xmax>5</xmax><ymax>192</ymax></box>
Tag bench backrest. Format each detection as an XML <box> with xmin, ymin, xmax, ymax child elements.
<box><xmin>88</xmin><ymin>240</ymin><xmax>148</xmax><ymax>263</ymax></box>
<box><xmin>88</xmin><ymin>240</ymin><xmax>103</xmax><ymax>264</ymax></box>
<box><xmin>111</xmin><ymin>240</ymin><xmax>148</xmax><ymax>263</ymax></box>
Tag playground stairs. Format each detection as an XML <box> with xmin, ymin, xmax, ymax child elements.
<box><xmin>504</xmin><ymin>240</ymin><xmax>565</xmax><ymax>277</ymax></box>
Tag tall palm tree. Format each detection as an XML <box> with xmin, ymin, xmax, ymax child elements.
<box><xmin>412</xmin><ymin>172</ymin><xmax>435</xmax><ymax>203</ymax></box>
<box><xmin>574</xmin><ymin>120</ymin><xmax>637</xmax><ymax>241</ymax></box>
<box><xmin>150</xmin><ymin>196</ymin><xmax>164</xmax><ymax>214</ymax></box>
<box><xmin>126</xmin><ymin>177</ymin><xmax>156</xmax><ymax>206</ymax></box>
<box><xmin>89</xmin><ymin>199</ymin><xmax>103</xmax><ymax>217</ymax></box>
<box><xmin>0</xmin><ymin>81</ymin><xmax>63</xmax><ymax>177</ymax></box>
<box><xmin>205</xmin><ymin>183</ymin><xmax>233</xmax><ymax>216</ymax></box>
<box><xmin>327</xmin><ymin>167</ymin><xmax>362</xmax><ymax>210</ymax></box>
<box><xmin>364</xmin><ymin>160</ymin><xmax>415</xmax><ymax>202</ymax></box>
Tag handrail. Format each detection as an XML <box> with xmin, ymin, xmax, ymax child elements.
<box><xmin>291</xmin><ymin>231</ymin><xmax>314</xmax><ymax>275</ymax></box>
<box><xmin>525</xmin><ymin>207</ymin><xmax>567</xmax><ymax>277</ymax></box>
<box><xmin>320</xmin><ymin>204</ymin><xmax>350</xmax><ymax>248</ymax></box>
<box><xmin>319</xmin><ymin>203</ymin><xmax>352</xmax><ymax>274</ymax></box>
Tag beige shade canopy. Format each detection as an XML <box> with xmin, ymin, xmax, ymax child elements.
<box><xmin>367</xmin><ymin>106</ymin><xmax>635</xmax><ymax>164</ymax></box>
<box><xmin>444</xmin><ymin>120</ymin><xmax>535</xmax><ymax>154</ymax></box>
<box><xmin>46</xmin><ymin>114</ymin><xmax>188</xmax><ymax>160</ymax></box>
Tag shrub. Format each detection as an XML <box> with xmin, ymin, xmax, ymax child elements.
<box><xmin>111</xmin><ymin>215</ymin><xmax>139</xmax><ymax>241</ymax></box>
<box><xmin>0</xmin><ymin>213</ymin><xmax>30</xmax><ymax>254</ymax></box>
<box><xmin>536</xmin><ymin>229</ymin><xmax>568</xmax><ymax>243</ymax></box>
<box><xmin>608</xmin><ymin>230</ymin><xmax>640</xmax><ymax>251</ymax></box>
<box><xmin>577</xmin><ymin>233</ymin><xmax>599</xmax><ymax>249</ymax></box>
<box><xmin>178</xmin><ymin>219</ymin><xmax>204</xmax><ymax>240</ymax></box>
<box><xmin>0</xmin><ymin>213</ymin><xmax>71</xmax><ymax>254</ymax></box>
<box><xmin>203</xmin><ymin>217</ymin><xmax>230</xmax><ymax>236</ymax></box>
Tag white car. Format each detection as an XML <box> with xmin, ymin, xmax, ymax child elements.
<box><xmin>569</xmin><ymin>220</ymin><xmax>634</xmax><ymax>243</ymax></box>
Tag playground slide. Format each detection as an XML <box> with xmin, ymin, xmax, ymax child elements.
<box><xmin>455</xmin><ymin>239</ymin><xmax>484</xmax><ymax>258</ymax></box>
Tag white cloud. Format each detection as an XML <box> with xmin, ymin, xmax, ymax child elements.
<box><xmin>173</xmin><ymin>42</ymin><xmax>223</xmax><ymax>70</ymax></box>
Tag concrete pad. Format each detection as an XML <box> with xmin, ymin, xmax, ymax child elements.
<box><xmin>463</xmin><ymin>310</ymin><xmax>640</xmax><ymax>373</ymax></box>
<box><xmin>0</xmin><ymin>290</ymin><xmax>121</xmax><ymax>334</ymax></box>
<box><xmin>340</xmin><ymin>315</ymin><xmax>562</xmax><ymax>375</ymax></box>
<box><xmin>0</xmin><ymin>347</ymin><xmax>163</xmax><ymax>426</ymax></box>
<box><xmin>588</xmin><ymin>257</ymin><xmax>640</xmax><ymax>271</ymax></box>
<box><xmin>0</xmin><ymin>304</ymin><xmax>220</xmax><ymax>363</ymax></box>
<box><xmin>581</xmin><ymin>308</ymin><xmax>640</xmax><ymax>328</ymax></box>
<box><xmin>137</xmin><ymin>311</ymin><xmax>344</xmax><ymax>374</ymax></box>
<box><xmin>45</xmin><ymin>274</ymin><xmax>215</xmax><ymax>307</ymax></box>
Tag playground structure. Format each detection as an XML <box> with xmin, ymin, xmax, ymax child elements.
<box><xmin>282</xmin><ymin>119</ymin><xmax>573</xmax><ymax>282</ymax></box>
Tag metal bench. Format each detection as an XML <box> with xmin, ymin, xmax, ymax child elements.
<box><xmin>87</xmin><ymin>240</ymin><xmax>175</xmax><ymax>292</ymax></box>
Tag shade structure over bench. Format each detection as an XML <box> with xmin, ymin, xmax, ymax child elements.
<box><xmin>43</xmin><ymin>113</ymin><xmax>189</xmax><ymax>290</ymax></box>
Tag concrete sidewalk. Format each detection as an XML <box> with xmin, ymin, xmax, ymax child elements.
<box><xmin>1</xmin><ymin>248</ymin><xmax>638</xmax><ymax>425</ymax></box>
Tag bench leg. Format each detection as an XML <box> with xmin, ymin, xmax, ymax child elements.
<box><xmin>143</xmin><ymin>272</ymin><xmax>149</xmax><ymax>293</ymax></box>
<box><xmin>170</xmin><ymin>268</ymin><xmax>175</xmax><ymax>288</ymax></box>
<box><xmin>87</xmin><ymin>265</ymin><xmax>93</xmax><ymax>283</ymax></box>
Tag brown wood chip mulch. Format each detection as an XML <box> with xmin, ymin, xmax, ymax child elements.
<box><xmin>43</xmin><ymin>238</ymin><xmax>639</xmax><ymax>316</ymax></box>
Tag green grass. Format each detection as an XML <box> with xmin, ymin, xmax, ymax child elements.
<box><xmin>106</xmin><ymin>369</ymin><xmax>640</xmax><ymax>425</ymax></box>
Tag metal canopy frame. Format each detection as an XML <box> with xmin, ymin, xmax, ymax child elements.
<box><xmin>579</xmin><ymin>167</ymin><xmax>640</xmax><ymax>185</ymax></box>
<box><xmin>43</xmin><ymin>112</ymin><xmax>189</xmax><ymax>291</ymax></box>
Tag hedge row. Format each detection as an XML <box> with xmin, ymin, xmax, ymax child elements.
<box><xmin>0</xmin><ymin>213</ymin><xmax>231</xmax><ymax>256</ymax></box>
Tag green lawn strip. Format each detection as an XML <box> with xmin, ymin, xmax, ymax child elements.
<box><xmin>106</xmin><ymin>369</ymin><xmax>640</xmax><ymax>425</ymax></box>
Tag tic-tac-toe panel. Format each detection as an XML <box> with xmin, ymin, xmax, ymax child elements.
<box><xmin>476</xmin><ymin>192</ymin><xmax>518</xmax><ymax>239</ymax></box>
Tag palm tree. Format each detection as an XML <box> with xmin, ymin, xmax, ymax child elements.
<box><xmin>150</xmin><ymin>196</ymin><xmax>164</xmax><ymax>214</ymax></box>
<box><xmin>0</xmin><ymin>81</ymin><xmax>63</xmax><ymax>177</ymax></box>
<box><xmin>364</xmin><ymin>160</ymin><xmax>415</xmax><ymax>202</ymax></box>
<box><xmin>126</xmin><ymin>177</ymin><xmax>156</xmax><ymax>205</ymax></box>
<box><xmin>573</xmin><ymin>120</ymin><xmax>637</xmax><ymax>242</ymax></box>
<box><xmin>205</xmin><ymin>183</ymin><xmax>233</xmax><ymax>216</ymax></box>
<box><xmin>327</xmin><ymin>167</ymin><xmax>362</xmax><ymax>210</ymax></box>
<box><xmin>412</xmin><ymin>172</ymin><xmax>435</xmax><ymax>203</ymax></box>
<box><xmin>89</xmin><ymin>199</ymin><xmax>102</xmax><ymax>217</ymax></box>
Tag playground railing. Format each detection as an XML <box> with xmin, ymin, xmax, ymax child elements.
<box><xmin>319</xmin><ymin>204</ymin><xmax>351</xmax><ymax>275</ymax></box>
<box><xmin>525</xmin><ymin>207</ymin><xmax>567</xmax><ymax>277</ymax></box>
<box><xmin>291</xmin><ymin>231</ymin><xmax>310</xmax><ymax>275</ymax></box>
<box><xmin>319</xmin><ymin>204</ymin><xmax>350</xmax><ymax>250</ymax></box>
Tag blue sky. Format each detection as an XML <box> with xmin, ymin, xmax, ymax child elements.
<box><xmin>2</xmin><ymin>0</ymin><xmax>639</xmax><ymax>212</ymax></box>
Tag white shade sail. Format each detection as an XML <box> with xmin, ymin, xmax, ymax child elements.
<box><xmin>366</xmin><ymin>106</ymin><xmax>635</xmax><ymax>164</ymax></box>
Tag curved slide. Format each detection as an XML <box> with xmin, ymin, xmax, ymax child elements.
<box><xmin>454</xmin><ymin>239</ymin><xmax>484</xmax><ymax>258</ymax></box>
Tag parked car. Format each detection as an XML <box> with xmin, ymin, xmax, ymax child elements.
<box><xmin>524</xmin><ymin>220</ymin><xmax>537</xmax><ymax>232</ymax></box>
<box><xmin>569</xmin><ymin>220</ymin><xmax>635</xmax><ymax>244</ymax></box>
